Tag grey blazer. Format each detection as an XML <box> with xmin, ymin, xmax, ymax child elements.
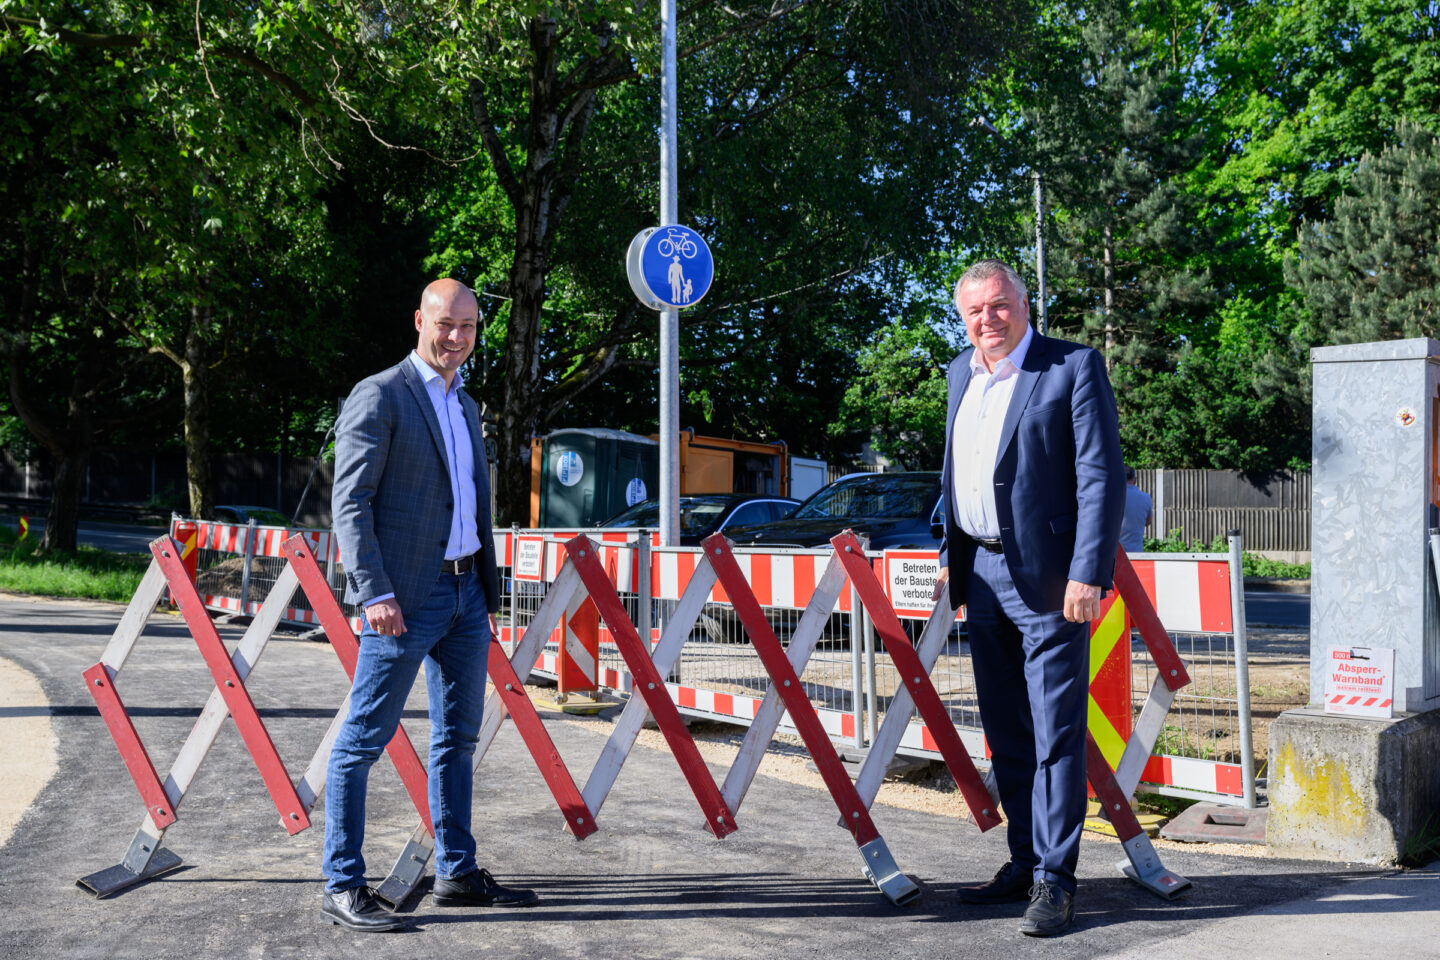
<box><xmin>331</xmin><ymin>357</ymin><xmax>501</xmax><ymax>618</ymax></box>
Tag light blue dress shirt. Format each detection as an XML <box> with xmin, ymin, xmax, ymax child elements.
<box><xmin>363</xmin><ymin>354</ymin><xmax>481</xmax><ymax>609</ymax></box>
<box><xmin>406</xmin><ymin>351</ymin><xmax>481</xmax><ymax>561</ymax></box>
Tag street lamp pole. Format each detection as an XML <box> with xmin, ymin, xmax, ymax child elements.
<box><xmin>1033</xmin><ymin>168</ymin><xmax>1048</xmax><ymax>336</ymax></box>
<box><xmin>975</xmin><ymin>116</ymin><xmax>1048</xmax><ymax>335</ymax></box>
<box><xmin>658</xmin><ymin>0</ymin><xmax>680</xmax><ymax>546</ymax></box>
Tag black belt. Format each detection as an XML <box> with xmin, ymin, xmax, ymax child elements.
<box><xmin>440</xmin><ymin>552</ymin><xmax>478</xmax><ymax>575</ymax></box>
<box><xmin>972</xmin><ymin>537</ymin><xmax>1004</xmax><ymax>553</ymax></box>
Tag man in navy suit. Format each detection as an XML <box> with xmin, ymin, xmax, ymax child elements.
<box><xmin>935</xmin><ymin>260</ymin><xmax>1124</xmax><ymax>937</ymax></box>
<box><xmin>322</xmin><ymin>279</ymin><xmax>537</xmax><ymax>931</ymax></box>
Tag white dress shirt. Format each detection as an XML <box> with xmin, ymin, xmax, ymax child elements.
<box><xmin>951</xmin><ymin>326</ymin><xmax>1034</xmax><ymax>539</ymax></box>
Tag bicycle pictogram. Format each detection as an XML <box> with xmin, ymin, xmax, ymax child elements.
<box><xmin>657</xmin><ymin>228</ymin><xmax>699</xmax><ymax>259</ymax></box>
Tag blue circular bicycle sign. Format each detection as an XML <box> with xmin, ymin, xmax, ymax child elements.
<box><xmin>626</xmin><ymin>225</ymin><xmax>714</xmax><ymax>310</ymax></box>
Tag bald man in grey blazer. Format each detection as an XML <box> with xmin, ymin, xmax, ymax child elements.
<box><xmin>321</xmin><ymin>279</ymin><xmax>536</xmax><ymax>931</ymax></box>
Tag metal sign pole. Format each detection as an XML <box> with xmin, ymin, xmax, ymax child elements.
<box><xmin>658</xmin><ymin>0</ymin><xmax>680</xmax><ymax>547</ymax></box>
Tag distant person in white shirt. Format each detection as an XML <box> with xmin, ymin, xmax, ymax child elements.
<box><xmin>1119</xmin><ymin>465</ymin><xmax>1152</xmax><ymax>554</ymax></box>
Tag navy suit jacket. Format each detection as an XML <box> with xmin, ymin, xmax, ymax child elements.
<box><xmin>331</xmin><ymin>358</ymin><xmax>501</xmax><ymax>618</ymax></box>
<box><xmin>938</xmin><ymin>334</ymin><xmax>1125</xmax><ymax>613</ymax></box>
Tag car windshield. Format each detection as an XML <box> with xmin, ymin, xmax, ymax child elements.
<box><xmin>605</xmin><ymin>499</ymin><xmax>732</xmax><ymax>535</ymax></box>
<box><xmin>793</xmin><ymin>475</ymin><xmax>937</xmax><ymax>520</ymax></box>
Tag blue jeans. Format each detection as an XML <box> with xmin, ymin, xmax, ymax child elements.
<box><xmin>965</xmin><ymin>547</ymin><xmax>1089</xmax><ymax>895</ymax></box>
<box><xmin>323</xmin><ymin>568</ymin><xmax>489</xmax><ymax>892</ymax></box>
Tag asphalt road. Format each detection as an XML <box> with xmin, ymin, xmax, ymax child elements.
<box><xmin>0</xmin><ymin>595</ymin><xmax>1411</xmax><ymax>960</ymax></box>
<box><xmin>0</xmin><ymin>517</ymin><xmax>167</xmax><ymax>554</ymax></box>
<box><xmin>1243</xmin><ymin>591</ymin><xmax>1311</xmax><ymax>629</ymax></box>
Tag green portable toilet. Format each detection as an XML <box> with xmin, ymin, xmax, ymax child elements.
<box><xmin>534</xmin><ymin>428</ymin><xmax>659</xmax><ymax>527</ymax></box>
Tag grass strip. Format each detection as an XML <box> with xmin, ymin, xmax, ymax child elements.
<box><xmin>0</xmin><ymin>527</ymin><xmax>148</xmax><ymax>602</ymax></box>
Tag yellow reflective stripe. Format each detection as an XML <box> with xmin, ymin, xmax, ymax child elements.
<box><xmin>1088</xmin><ymin>595</ymin><xmax>1127</xmax><ymax>681</ymax></box>
<box><xmin>1087</xmin><ymin>693</ymin><xmax>1128</xmax><ymax>769</ymax></box>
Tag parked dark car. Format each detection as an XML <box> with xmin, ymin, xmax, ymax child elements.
<box><xmin>213</xmin><ymin>505</ymin><xmax>293</xmax><ymax>527</ymax></box>
<box><xmin>722</xmin><ymin>471</ymin><xmax>944</xmax><ymax>551</ymax></box>
<box><xmin>598</xmin><ymin>494</ymin><xmax>800</xmax><ymax>546</ymax></box>
<box><xmin>707</xmin><ymin>472</ymin><xmax>947</xmax><ymax>644</ymax></box>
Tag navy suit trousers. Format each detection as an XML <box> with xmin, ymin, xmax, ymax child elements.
<box><xmin>966</xmin><ymin>547</ymin><xmax>1089</xmax><ymax>894</ymax></box>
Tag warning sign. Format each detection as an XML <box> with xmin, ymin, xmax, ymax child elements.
<box><xmin>1323</xmin><ymin>646</ymin><xmax>1395</xmax><ymax>719</ymax></box>
<box><xmin>883</xmin><ymin>550</ymin><xmax>943</xmax><ymax>619</ymax></box>
<box><xmin>514</xmin><ymin>535</ymin><xmax>545</xmax><ymax>582</ymax></box>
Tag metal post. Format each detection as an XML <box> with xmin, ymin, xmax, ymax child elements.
<box><xmin>324</xmin><ymin>531</ymin><xmax>338</xmax><ymax>601</ymax></box>
<box><xmin>1429</xmin><ymin>528</ymin><xmax>1440</xmax><ymax>603</ymax></box>
<box><xmin>849</xmin><ymin>582</ymin><xmax>864</xmax><ymax>749</ymax></box>
<box><xmin>239</xmin><ymin>519</ymin><xmax>258</xmax><ymax>615</ymax></box>
<box><xmin>863</xmin><ymin>604</ymin><xmax>878</xmax><ymax>745</ymax></box>
<box><xmin>509</xmin><ymin>523</ymin><xmax>520</xmax><ymax>648</ymax></box>
<box><xmin>1033</xmin><ymin>169</ymin><xmax>1048</xmax><ymax>337</ymax></box>
<box><xmin>637</xmin><ymin>530</ymin><xmax>653</xmax><ymax>654</ymax></box>
<box><xmin>1228</xmin><ymin>529</ymin><xmax>1256</xmax><ymax>809</ymax></box>
<box><xmin>1155</xmin><ymin>468</ymin><xmax>1166</xmax><ymax>541</ymax></box>
<box><xmin>657</xmin><ymin>0</ymin><xmax>680</xmax><ymax>547</ymax></box>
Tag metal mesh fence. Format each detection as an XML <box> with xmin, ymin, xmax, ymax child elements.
<box><xmin>193</xmin><ymin>544</ymin><xmax>248</xmax><ymax>603</ymax></box>
<box><xmin>185</xmin><ymin>524</ymin><xmax>1255</xmax><ymax>804</ymax></box>
<box><xmin>1136</xmin><ymin>631</ymin><xmax>1245</xmax><ymax>766</ymax></box>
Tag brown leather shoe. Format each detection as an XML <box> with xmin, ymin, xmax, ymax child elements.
<box><xmin>956</xmin><ymin>861</ymin><xmax>1032</xmax><ymax>904</ymax></box>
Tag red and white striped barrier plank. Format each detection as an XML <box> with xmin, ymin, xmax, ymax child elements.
<box><xmin>197</xmin><ymin>522</ymin><xmax>247</xmax><ymax>554</ymax></box>
<box><xmin>1140</xmin><ymin>754</ymin><xmax>1246</xmax><ymax>798</ymax></box>
<box><xmin>1088</xmin><ymin>734</ymin><xmax>1191</xmax><ymax>897</ymax></box>
<box><xmin>652</xmin><ymin>548</ymin><xmax>859</xmax><ymax>612</ymax></box>
<box><xmin>250</xmin><ymin>527</ymin><xmax>328</xmax><ymax>560</ymax></box>
<box><xmin>1126</xmin><ymin>556</ymin><xmax>1232</xmax><ymax>634</ymax></box>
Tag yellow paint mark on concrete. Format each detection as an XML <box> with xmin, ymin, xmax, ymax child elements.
<box><xmin>1270</xmin><ymin>739</ymin><xmax>1369</xmax><ymax>837</ymax></box>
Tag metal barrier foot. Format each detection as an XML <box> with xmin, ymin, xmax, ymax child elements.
<box><xmin>77</xmin><ymin>829</ymin><xmax>183</xmax><ymax>898</ymax></box>
<box><xmin>373</xmin><ymin>837</ymin><xmax>433</xmax><ymax>910</ymax></box>
<box><xmin>1116</xmin><ymin>835</ymin><xmax>1191</xmax><ymax>899</ymax></box>
<box><xmin>858</xmin><ymin>838</ymin><xmax>920</xmax><ymax>907</ymax></box>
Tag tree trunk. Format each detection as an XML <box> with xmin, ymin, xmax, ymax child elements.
<box><xmin>7</xmin><ymin>241</ymin><xmax>86</xmax><ymax>553</ymax></box>
<box><xmin>484</xmin><ymin>17</ymin><xmax>608</xmax><ymax>525</ymax></box>
<box><xmin>41</xmin><ymin>444</ymin><xmax>87</xmax><ymax>553</ymax></box>
<box><xmin>182</xmin><ymin>305</ymin><xmax>213</xmax><ymax>519</ymax></box>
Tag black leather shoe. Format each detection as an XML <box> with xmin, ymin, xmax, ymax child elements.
<box><xmin>1019</xmin><ymin>880</ymin><xmax>1074</xmax><ymax>937</ymax></box>
<box><xmin>432</xmin><ymin>868</ymin><xmax>539</xmax><ymax>908</ymax></box>
<box><xmin>956</xmin><ymin>861</ymin><xmax>1032</xmax><ymax>904</ymax></box>
<box><xmin>321</xmin><ymin>886</ymin><xmax>403</xmax><ymax>932</ymax></box>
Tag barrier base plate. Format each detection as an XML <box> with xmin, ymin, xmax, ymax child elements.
<box><xmin>374</xmin><ymin>838</ymin><xmax>433</xmax><ymax>911</ymax></box>
<box><xmin>858</xmin><ymin>838</ymin><xmax>920</xmax><ymax>907</ymax></box>
<box><xmin>1117</xmin><ymin>856</ymin><xmax>1192</xmax><ymax>900</ymax></box>
<box><xmin>76</xmin><ymin>848</ymin><xmax>183</xmax><ymax>899</ymax></box>
<box><xmin>533</xmin><ymin>694</ymin><xmax>613</xmax><ymax>716</ymax></box>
